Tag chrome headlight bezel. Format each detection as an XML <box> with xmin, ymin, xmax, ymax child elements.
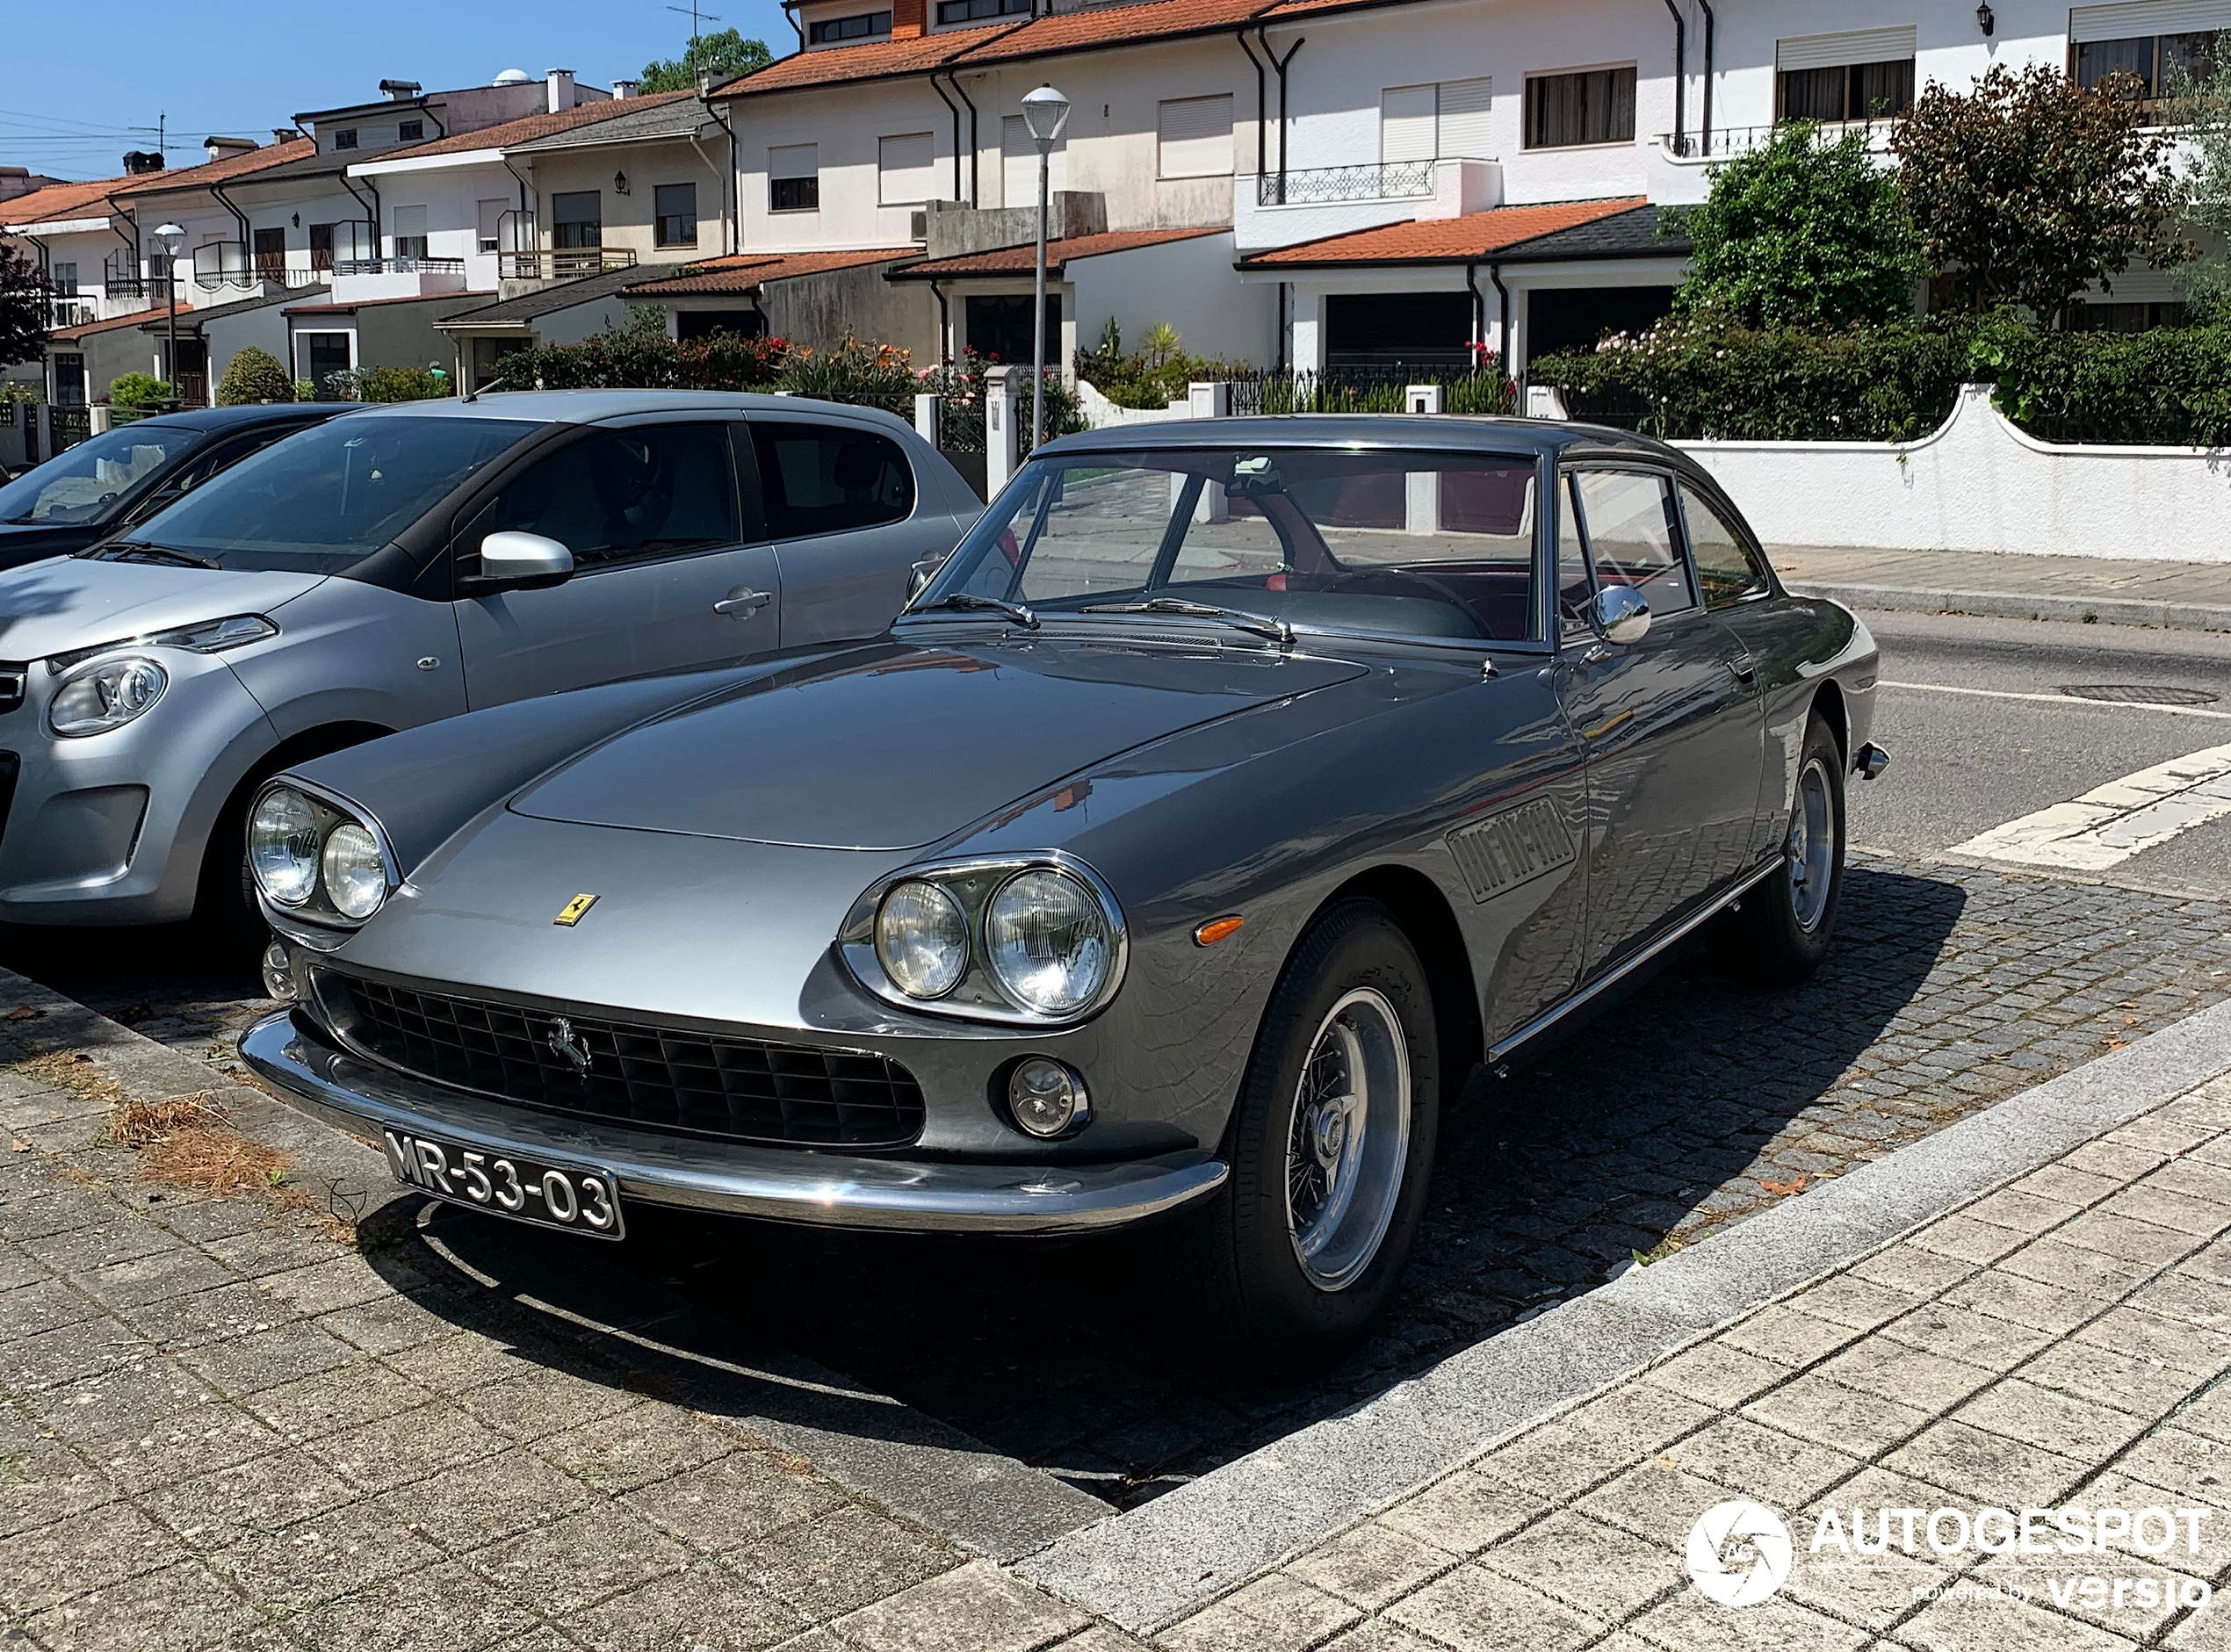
<box><xmin>247</xmin><ymin>777</ymin><xmax>399</xmax><ymax>932</ymax></box>
<box><xmin>839</xmin><ymin>852</ymin><xmax>1128</xmax><ymax>1026</ymax></box>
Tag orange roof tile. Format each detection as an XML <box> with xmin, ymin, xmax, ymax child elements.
<box><xmin>1238</xmin><ymin>198</ymin><xmax>1650</xmax><ymax>266</ymax></box>
<box><xmin>114</xmin><ymin>138</ymin><xmax>318</xmax><ymax>198</ymax></box>
<box><xmin>50</xmin><ymin>305</ymin><xmax>191</xmax><ymax>342</ymax></box>
<box><xmin>893</xmin><ymin>226</ymin><xmax>1222</xmax><ymax>278</ymax></box>
<box><xmin>0</xmin><ymin>174</ymin><xmax>134</xmax><ymax>227</ymax></box>
<box><xmin>376</xmin><ymin>90</ymin><xmax>698</xmax><ymax>162</ymax></box>
<box><xmin>631</xmin><ymin>248</ymin><xmax>922</xmax><ymax>293</ymax></box>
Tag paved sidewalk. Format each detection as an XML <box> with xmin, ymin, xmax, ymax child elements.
<box><xmin>1772</xmin><ymin>546</ymin><xmax>2231</xmax><ymax>632</ymax></box>
<box><xmin>1154</xmin><ymin>1070</ymin><xmax>2231</xmax><ymax>1651</ymax></box>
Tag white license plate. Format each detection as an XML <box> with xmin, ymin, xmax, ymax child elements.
<box><xmin>382</xmin><ymin>1129</ymin><xmax>625</xmax><ymax>1240</ymax></box>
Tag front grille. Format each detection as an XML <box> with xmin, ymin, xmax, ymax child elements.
<box><xmin>0</xmin><ymin>666</ymin><xmax>25</xmax><ymax>716</ymax></box>
<box><xmin>315</xmin><ymin>970</ymin><xmax>927</xmax><ymax>1150</ymax></box>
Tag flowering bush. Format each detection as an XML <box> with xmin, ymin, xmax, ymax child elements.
<box><xmin>923</xmin><ymin>348</ymin><xmax>1082</xmax><ymax>454</ymax></box>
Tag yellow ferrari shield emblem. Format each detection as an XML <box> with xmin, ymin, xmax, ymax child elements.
<box><xmin>553</xmin><ymin>893</ymin><xmax>600</xmax><ymax>927</ymax></box>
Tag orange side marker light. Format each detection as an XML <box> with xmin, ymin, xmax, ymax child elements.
<box><xmin>1194</xmin><ymin>915</ymin><xmax>1245</xmax><ymax>947</ymax></box>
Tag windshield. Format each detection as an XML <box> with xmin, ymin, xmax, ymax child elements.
<box><xmin>913</xmin><ymin>446</ymin><xmax>1541</xmax><ymax>643</ymax></box>
<box><xmin>105</xmin><ymin>415</ymin><xmax>532</xmax><ymax>574</ymax></box>
<box><xmin>0</xmin><ymin>424</ymin><xmax>202</xmax><ymax>526</ymax></box>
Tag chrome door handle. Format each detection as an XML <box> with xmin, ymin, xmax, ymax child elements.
<box><xmin>714</xmin><ymin>587</ymin><xmax>772</xmax><ymax>619</ymax></box>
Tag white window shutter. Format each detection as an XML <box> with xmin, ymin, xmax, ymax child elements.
<box><xmin>2069</xmin><ymin>0</ymin><xmax>2231</xmax><ymax>38</ymax></box>
<box><xmin>1381</xmin><ymin>84</ymin><xmax>1437</xmax><ymax>162</ymax></box>
<box><xmin>1158</xmin><ymin>94</ymin><xmax>1234</xmax><ymax>178</ymax></box>
<box><xmin>1436</xmin><ymin>77</ymin><xmax>1493</xmax><ymax>159</ymax></box>
<box><xmin>1774</xmin><ymin>26</ymin><xmax>1917</xmax><ymax>69</ymax></box>
<box><xmin>769</xmin><ymin>143</ymin><xmax>818</xmax><ymax>180</ymax></box>
<box><xmin>879</xmin><ymin>132</ymin><xmax>937</xmax><ymax>205</ymax></box>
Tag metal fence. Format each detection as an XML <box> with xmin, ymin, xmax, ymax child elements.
<box><xmin>1227</xmin><ymin>364</ymin><xmax>1516</xmax><ymax>417</ymax></box>
<box><xmin>50</xmin><ymin>408</ymin><xmax>90</xmax><ymax>452</ymax></box>
<box><xmin>1254</xmin><ymin>160</ymin><xmax>1437</xmax><ymax>206</ymax></box>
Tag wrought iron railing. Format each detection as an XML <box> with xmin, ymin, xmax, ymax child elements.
<box><xmin>1655</xmin><ymin>116</ymin><xmax>1899</xmax><ymax>158</ymax></box>
<box><xmin>331</xmin><ymin>256</ymin><xmax>467</xmax><ymax>278</ymax></box>
<box><xmin>499</xmin><ymin>248</ymin><xmax>638</xmax><ymax>280</ymax></box>
<box><xmin>1255</xmin><ymin>160</ymin><xmax>1438</xmax><ymax>206</ymax></box>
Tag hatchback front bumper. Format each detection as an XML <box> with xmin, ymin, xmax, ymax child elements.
<box><xmin>240</xmin><ymin>1009</ymin><xmax>1229</xmax><ymax>1235</ymax></box>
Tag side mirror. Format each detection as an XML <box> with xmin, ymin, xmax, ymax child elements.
<box><xmin>1593</xmin><ymin>584</ymin><xmax>1651</xmax><ymax>646</ymax></box>
<box><xmin>471</xmin><ymin>530</ymin><xmax>574</xmax><ymax>591</ymax></box>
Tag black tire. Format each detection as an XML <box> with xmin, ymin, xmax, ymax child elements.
<box><xmin>1178</xmin><ymin>898</ymin><xmax>1440</xmax><ymax>1367</ymax></box>
<box><xmin>1729</xmin><ymin>711</ymin><xmax>1845</xmax><ymax>984</ymax></box>
<box><xmin>192</xmin><ymin>781</ymin><xmax>269</xmax><ymax>951</ymax></box>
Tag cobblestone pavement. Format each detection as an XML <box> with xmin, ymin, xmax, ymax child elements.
<box><xmin>6</xmin><ymin>850</ymin><xmax>2231</xmax><ymax>1519</ymax></box>
<box><xmin>1155</xmin><ymin>1071</ymin><xmax>2231</xmax><ymax>1652</ymax></box>
<box><xmin>0</xmin><ymin>1006</ymin><xmax>1130</xmax><ymax>1652</ymax></box>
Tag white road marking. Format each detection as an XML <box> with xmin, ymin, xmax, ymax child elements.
<box><xmin>1881</xmin><ymin>682</ymin><xmax>2231</xmax><ymax>721</ymax></box>
<box><xmin>1951</xmin><ymin>743</ymin><xmax>2231</xmax><ymax>870</ymax></box>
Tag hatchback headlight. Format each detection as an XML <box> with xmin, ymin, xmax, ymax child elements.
<box><xmin>47</xmin><ymin>656</ymin><xmax>165</xmax><ymax>737</ymax></box>
<box><xmin>248</xmin><ymin>783</ymin><xmax>393</xmax><ymax>924</ymax></box>
<box><xmin>985</xmin><ymin>868</ymin><xmax>1114</xmax><ymax>1016</ymax></box>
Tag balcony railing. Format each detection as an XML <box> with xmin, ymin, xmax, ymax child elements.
<box><xmin>1656</xmin><ymin>116</ymin><xmax>1900</xmax><ymax>158</ymax></box>
<box><xmin>331</xmin><ymin>256</ymin><xmax>466</xmax><ymax>278</ymax></box>
<box><xmin>1255</xmin><ymin>160</ymin><xmax>1438</xmax><ymax>206</ymax></box>
<box><xmin>498</xmin><ymin>247</ymin><xmax>639</xmax><ymax>280</ymax></box>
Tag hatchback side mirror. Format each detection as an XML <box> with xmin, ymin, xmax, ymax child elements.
<box><xmin>471</xmin><ymin>530</ymin><xmax>574</xmax><ymax>591</ymax></box>
<box><xmin>1593</xmin><ymin>584</ymin><xmax>1651</xmax><ymax>645</ymax></box>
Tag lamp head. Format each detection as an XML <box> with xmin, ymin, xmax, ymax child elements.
<box><xmin>1975</xmin><ymin>2</ymin><xmax>1995</xmax><ymax>34</ymax></box>
<box><xmin>1021</xmin><ymin>83</ymin><xmax>1071</xmax><ymax>146</ymax></box>
<box><xmin>155</xmin><ymin>222</ymin><xmax>184</xmax><ymax>250</ymax></box>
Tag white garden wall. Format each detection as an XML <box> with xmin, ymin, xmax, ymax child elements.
<box><xmin>1672</xmin><ymin>386</ymin><xmax>2231</xmax><ymax>564</ymax></box>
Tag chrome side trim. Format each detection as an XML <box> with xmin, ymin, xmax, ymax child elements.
<box><xmin>1487</xmin><ymin>860</ymin><xmax>1780</xmax><ymax>1064</ymax></box>
<box><xmin>240</xmin><ymin>1010</ymin><xmax>1227</xmax><ymax>1236</ymax></box>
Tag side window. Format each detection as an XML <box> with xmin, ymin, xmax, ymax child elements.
<box><xmin>1678</xmin><ymin>482</ymin><xmax>1770</xmax><ymax>609</ymax></box>
<box><xmin>461</xmin><ymin>423</ymin><xmax>738</xmax><ymax>572</ymax></box>
<box><xmin>173</xmin><ymin>428</ymin><xmax>300</xmax><ymax>494</ymax></box>
<box><xmin>1556</xmin><ymin>469</ymin><xmax>1592</xmax><ymax>632</ymax></box>
<box><xmin>1572</xmin><ymin>469</ymin><xmax>1693</xmax><ymax>617</ymax></box>
<box><xmin>750</xmin><ymin>422</ymin><xmax>914</xmax><ymax>540</ymax></box>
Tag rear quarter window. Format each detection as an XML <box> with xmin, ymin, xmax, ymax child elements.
<box><xmin>750</xmin><ymin>422</ymin><xmax>913</xmax><ymax>539</ymax></box>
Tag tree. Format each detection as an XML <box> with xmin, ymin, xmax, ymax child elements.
<box><xmin>639</xmin><ymin>28</ymin><xmax>772</xmax><ymax>94</ymax></box>
<box><xmin>2165</xmin><ymin>31</ymin><xmax>2231</xmax><ymax>319</ymax></box>
<box><xmin>0</xmin><ymin>243</ymin><xmax>50</xmax><ymax>371</ymax></box>
<box><xmin>1893</xmin><ymin>61</ymin><xmax>2187</xmax><ymax>327</ymax></box>
<box><xmin>216</xmin><ymin>345</ymin><xmax>293</xmax><ymax>405</ymax></box>
<box><xmin>1675</xmin><ymin>124</ymin><xmax>1923</xmax><ymax>328</ymax></box>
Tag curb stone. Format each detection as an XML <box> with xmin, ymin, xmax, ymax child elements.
<box><xmin>1784</xmin><ymin>579</ymin><xmax>2231</xmax><ymax>633</ymax></box>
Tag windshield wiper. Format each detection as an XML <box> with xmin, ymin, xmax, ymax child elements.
<box><xmin>85</xmin><ymin>541</ymin><xmax>218</xmax><ymax>568</ymax></box>
<box><xmin>909</xmin><ymin>592</ymin><xmax>1038</xmax><ymax>629</ymax></box>
<box><xmin>1078</xmin><ymin>597</ymin><xmax>1294</xmax><ymax>648</ymax></box>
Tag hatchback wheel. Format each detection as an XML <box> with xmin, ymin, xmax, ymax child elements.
<box><xmin>1180</xmin><ymin>898</ymin><xmax>1438</xmax><ymax>1365</ymax></box>
<box><xmin>1729</xmin><ymin>711</ymin><xmax>1845</xmax><ymax>984</ymax></box>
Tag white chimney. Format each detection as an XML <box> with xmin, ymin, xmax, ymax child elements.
<box><xmin>204</xmin><ymin>135</ymin><xmax>259</xmax><ymax>164</ymax></box>
<box><xmin>612</xmin><ymin>78</ymin><xmax>639</xmax><ymax>100</ymax></box>
<box><xmin>546</xmin><ymin>69</ymin><xmax>576</xmax><ymax>112</ymax></box>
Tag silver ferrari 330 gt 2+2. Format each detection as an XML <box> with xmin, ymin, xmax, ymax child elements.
<box><xmin>242</xmin><ymin>415</ymin><xmax>1886</xmax><ymax>1359</ymax></box>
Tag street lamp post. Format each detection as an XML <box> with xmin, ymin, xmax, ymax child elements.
<box><xmin>155</xmin><ymin>223</ymin><xmax>184</xmax><ymax>408</ymax></box>
<box><xmin>1020</xmin><ymin>84</ymin><xmax>1070</xmax><ymax>453</ymax></box>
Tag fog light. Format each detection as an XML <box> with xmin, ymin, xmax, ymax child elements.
<box><xmin>261</xmin><ymin>939</ymin><xmax>298</xmax><ymax>1003</ymax></box>
<box><xmin>1007</xmin><ymin>1057</ymin><xmax>1089</xmax><ymax>1138</ymax></box>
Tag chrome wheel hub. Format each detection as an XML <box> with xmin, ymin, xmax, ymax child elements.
<box><xmin>1787</xmin><ymin>756</ymin><xmax>1834</xmax><ymax>933</ymax></box>
<box><xmin>1285</xmin><ymin>987</ymin><xmax>1411</xmax><ymax>1293</ymax></box>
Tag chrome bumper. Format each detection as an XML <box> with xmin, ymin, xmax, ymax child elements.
<box><xmin>238</xmin><ymin>1010</ymin><xmax>1228</xmax><ymax>1236</ymax></box>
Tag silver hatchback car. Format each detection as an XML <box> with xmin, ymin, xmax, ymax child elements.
<box><xmin>0</xmin><ymin>390</ymin><xmax>980</xmax><ymax>927</ymax></box>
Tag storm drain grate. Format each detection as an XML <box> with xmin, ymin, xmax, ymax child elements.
<box><xmin>2059</xmin><ymin>683</ymin><xmax>2221</xmax><ymax>706</ymax></box>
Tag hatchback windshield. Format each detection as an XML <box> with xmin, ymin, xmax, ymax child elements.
<box><xmin>97</xmin><ymin>415</ymin><xmax>532</xmax><ymax>574</ymax></box>
<box><xmin>913</xmin><ymin>447</ymin><xmax>1541</xmax><ymax>643</ymax></box>
<box><xmin>0</xmin><ymin>424</ymin><xmax>203</xmax><ymax>525</ymax></box>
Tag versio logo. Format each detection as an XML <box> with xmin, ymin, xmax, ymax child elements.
<box><xmin>1687</xmin><ymin>1500</ymin><xmax>1794</xmax><ymax>1607</ymax></box>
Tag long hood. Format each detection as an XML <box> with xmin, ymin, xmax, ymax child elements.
<box><xmin>510</xmin><ymin>638</ymin><xmax>1369</xmax><ymax>852</ymax></box>
<box><xmin>0</xmin><ymin>559</ymin><xmax>327</xmax><ymax>660</ymax></box>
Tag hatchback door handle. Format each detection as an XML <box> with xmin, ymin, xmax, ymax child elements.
<box><xmin>714</xmin><ymin>587</ymin><xmax>772</xmax><ymax>619</ymax></box>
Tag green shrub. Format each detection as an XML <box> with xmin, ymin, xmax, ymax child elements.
<box><xmin>779</xmin><ymin>335</ymin><xmax>920</xmax><ymax>407</ymax></box>
<box><xmin>491</xmin><ymin>323</ymin><xmax>787</xmax><ymax>391</ymax></box>
<box><xmin>216</xmin><ymin>346</ymin><xmax>293</xmax><ymax>405</ymax></box>
<box><xmin>342</xmin><ymin>364</ymin><xmax>449</xmax><ymax>403</ymax></box>
<box><xmin>1978</xmin><ymin>323</ymin><xmax>2231</xmax><ymax>445</ymax></box>
<box><xmin>108</xmin><ymin>372</ymin><xmax>170</xmax><ymax>412</ymax></box>
<box><xmin>1076</xmin><ymin>320</ymin><xmax>1249</xmax><ymax>409</ymax></box>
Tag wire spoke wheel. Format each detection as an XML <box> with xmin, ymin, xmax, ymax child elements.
<box><xmin>1283</xmin><ymin>986</ymin><xmax>1410</xmax><ymax>1292</ymax></box>
<box><xmin>1786</xmin><ymin>754</ymin><xmax>1834</xmax><ymax>934</ymax></box>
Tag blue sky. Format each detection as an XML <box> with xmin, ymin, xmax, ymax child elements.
<box><xmin>4</xmin><ymin>0</ymin><xmax>792</xmax><ymax>182</ymax></box>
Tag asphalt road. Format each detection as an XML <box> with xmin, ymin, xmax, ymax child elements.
<box><xmin>1847</xmin><ymin>610</ymin><xmax>2231</xmax><ymax>898</ymax></box>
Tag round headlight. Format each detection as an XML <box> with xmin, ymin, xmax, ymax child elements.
<box><xmin>47</xmin><ymin>656</ymin><xmax>166</xmax><ymax>738</ymax></box>
<box><xmin>984</xmin><ymin>868</ymin><xmax>1112</xmax><ymax>1016</ymax></box>
<box><xmin>876</xmin><ymin>880</ymin><xmax>968</xmax><ymax>999</ymax></box>
<box><xmin>320</xmin><ymin>823</ymin><xmax>388</xmax><ymax>920</ymax></box>
<box><xmin>247</xmin><ymin>787</ymin><xmax>321</xmax><ymax>906</ymax></box>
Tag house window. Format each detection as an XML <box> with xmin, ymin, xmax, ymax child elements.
<box><xmin>252</xmin><ymin>228</ymin><xmax>285</xmax><ymax>278</ymax></box>
<box><xmin>2074</xmin><ymin>32</ymin><xmax>2216</xmax><ymax>101</ymax></box>
<box><xmin>769</xmin><ymin>145</ymin><xmax>819</xmax><ymax>212</ymax></box>
<box><xmin>1522</xmin><ymin>66</ymin><xmax>1635</xmax><ymax>148</ymax></box>
<box><xmin>308</xmin><ymin>223</ymin><xmax>335</xmax><ymax>271</ymax></box>
<box><xmin>1775</xmin><ymin>27</ymin><xmax>1917</xmax><ymax>121</ymax></box>
<box><xmin>49</xmin><ymin>262</ymin><xmax>77</xmax><ymax>297</ymax></box>
<box><xmin>334</xmin><ymin>128</ymin><xmax>358</xmax><ymax>150</ymax></box>
<box><xmin>398</xmin><ymin>118</ymin><xmax>423</xmax><ymax>141</ymax></box>
<box><xmin>655</xmin><ymin>182</ymin><xmax>698</xmax><ymax>246</ymax></box>
<box><xmin>552</xmin><ymin>191</ymin><xmax>603</xmax><ymax>248</ymax></box>
<box><xmin>477</xmin><ymin>198</ymin><xmax>509</xmax><ymax>254</ymax></box>
<box><xmin>937</xmin><ymin>0</ymin><xmax>1028</xmax><ymax>23</ymax></box>
<box><xmin>809</xmin><ymin>10</ymin><xmax>892</xmax><ymax>42</ymax></box>
<box><xmin>1158</xmin><ymin>94</ymin><xmax>1235</xmax><ymax>179</ymax></box>
<box><xmin>392</xmin><ymin>205</ymin><xmax>429</xmax><ymax>260</ymax></box>
<box><xmin>1380</xmin><ymin>77</ymin><xmax>1493</xmax><ymax>163</ymax></box>
<box><xmin>878</xmin><ymin>133</ymin><xmax>937</xmax><ymax>205</ymax></box>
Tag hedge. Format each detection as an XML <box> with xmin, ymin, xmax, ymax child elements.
<box><xmin>1532</xmin><ymin>315</ymin><xmax>2231</xmax><ymax>448</ymax></box>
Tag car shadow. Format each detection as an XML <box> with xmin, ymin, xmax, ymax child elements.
<box><xmin>366</xmin><ymin>860</ymin><xmax>1967</xmax><ymax>1511</ymax></box>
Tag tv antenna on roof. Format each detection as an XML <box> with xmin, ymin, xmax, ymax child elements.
<box><xmin>665</xmin><ymin>3</ymin><xmax>721</xmax><ymax>40</ymax></box>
